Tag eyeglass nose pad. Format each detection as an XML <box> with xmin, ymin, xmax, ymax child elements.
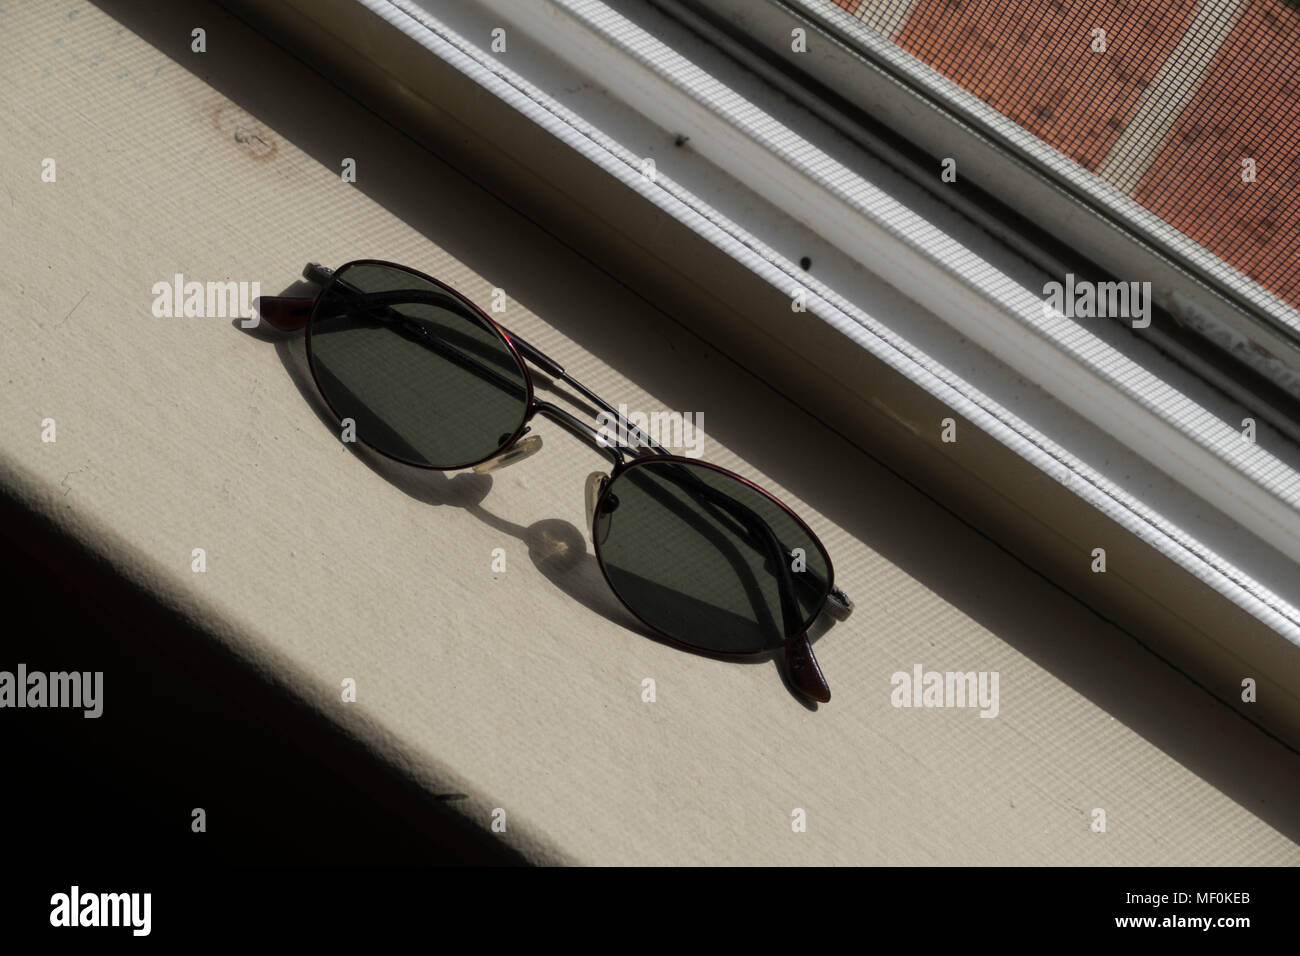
<box><xmin>584</xmin><ymin>472</ymin><xmax>608</xmax><ymax>530</ymax></box>
<box><xmin>472</xmin><ymin>434</ymin><xmax>543</xmax><ymax>474</ymax></box>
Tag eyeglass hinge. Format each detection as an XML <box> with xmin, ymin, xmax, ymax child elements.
<box><xmin>826</xmin><ymin>586</ymin><xmax>854</xmax><ymax>620</ymax></box>
<box><xmin>302</xmin><ymin>262</ymin><xmax>335</xmax><ymax>286</ymax></box>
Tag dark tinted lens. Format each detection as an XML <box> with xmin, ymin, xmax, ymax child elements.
<box><xmin>308</xmin><ymin>262</ymin><xmax>529</xmax><ymax>468</ymax></box>
<box><xmin>594</xmin><ymin>460</ymin><xmax>831</xmax><ymax>653</ymax></box>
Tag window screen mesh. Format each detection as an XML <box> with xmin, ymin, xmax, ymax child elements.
<box><xmin>827</xmin><ymin>0</ymin><xmax>1300</xmax><ymax>309</ymax></box>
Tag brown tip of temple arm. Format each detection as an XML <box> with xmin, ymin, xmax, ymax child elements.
<box><xmin>786</xmin><ymin>634</ymin><xmax>831</xmax><ymax>703</ymax></box>
<box><xmin>255</xmin><ymin>295</ymin><xmax>315</xmax><ymax>331</ymax></box>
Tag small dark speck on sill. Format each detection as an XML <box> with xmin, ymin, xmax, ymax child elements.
<box><xmin>799</xmin><ymin>256</ymin><xmax>812</xmax><ymax>271</ymax></box>
<box><xmin>673</xmin><ymin>133</ymin><xmax>689</xmax><ymax>147</ymax></box>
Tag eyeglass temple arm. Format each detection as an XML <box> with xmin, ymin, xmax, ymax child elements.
<box><xmin>612</xmin><ymin>456</ymin><xmax>828</xmax><ymax>699</ymax></box>
<box><xmin>257</xmin><ymin>295</ymin><xmax>313</xmax><ymax>330</ymax></box>
<box><xmin>253</xmin><ymin>261</ymin><xmax>337</xmax><ymax>329</ymax></box>
<box><xmin>653</xmin><ymin>461</ymin><xmax>854</xmax><ymax>619</ymax></box>
<box><xmin>636</xmin><ymin>467</ymin><xmax>833</xmax><ymax>702</ymax></box>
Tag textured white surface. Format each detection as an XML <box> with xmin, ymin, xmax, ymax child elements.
<box><xmin>2</xmin><ymin>0</ymin><xmax>1298</xmax><ymax>864</ymax></box>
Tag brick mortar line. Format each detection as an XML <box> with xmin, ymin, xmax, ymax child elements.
<box><xmin>1096</xmin><ymin>0</ymin><xmax>1251</xmax><ymax>193</ymax></box>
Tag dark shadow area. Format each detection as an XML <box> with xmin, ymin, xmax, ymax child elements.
<box><xmin>0</xmin><ymin>488</ymin><xmax>527</xmax><ymax>866</ymax></box>
<box><xmin>86</xmin><ymin>0</ymin><xmax>1300</xmax><ymax>845</ymax></box>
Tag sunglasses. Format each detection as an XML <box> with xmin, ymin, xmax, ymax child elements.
<box><xmin>258</xmin><ymin>260</ymin><xmax>854</xmax><ymax>703</ymax></box>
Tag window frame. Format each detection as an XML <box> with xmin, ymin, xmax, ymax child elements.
<box><xmin>674</xmin><ymin>0</ymin><xmax>1300</xmax><ymax>402</ymax></box>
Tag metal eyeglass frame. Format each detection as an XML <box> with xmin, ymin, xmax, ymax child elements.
<box><xmin>258</xmin><ymin>260</ymin><xmax>854</xmax><ymax>703</ymax></box>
